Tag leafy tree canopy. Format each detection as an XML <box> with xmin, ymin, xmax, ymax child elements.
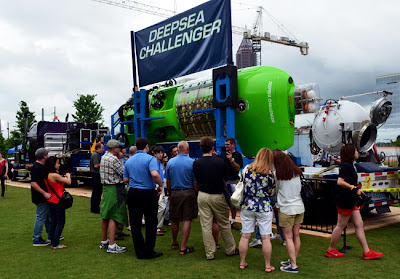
<box><xmin>10</xmin><ymin>101</ymin><xmax>36</xmax><ymax>143</ymax></box>
<box><xmin>72</xmin><ymin>94</ymin><xmax>104</xmax><ymax>126</ymax></box>
<box><xmin>0</xmin><ymin>134</ymin><xmax>8</xmax><ymax>156</ymax></box>
<box><xmin>391</xmin><ymin>135</ymin><xmax>400</xmax><ymax>147</ymax></box>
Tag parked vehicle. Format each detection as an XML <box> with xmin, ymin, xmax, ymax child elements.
<box><xmin>9</xmin><ymin>120</ymin><xmax>109</xmax><ymax>186</ymax></box>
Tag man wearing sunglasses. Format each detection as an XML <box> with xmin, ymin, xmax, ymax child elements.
<box><xmin>221</xmin><ymin>137</ymin><xmax>243</xmax><ymax>230</ymax></box>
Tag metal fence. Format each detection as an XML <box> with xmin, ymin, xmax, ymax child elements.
<box><xmin>385</xmin><ymin>155</ymin><xmax>399</xmax><ymax>168</ymax></box>
<box><xmin>300</xmin><ymin>177</ymin><xmax>338</xmax><ymax>234</ymax></box>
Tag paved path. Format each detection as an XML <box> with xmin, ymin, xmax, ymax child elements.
<box><xmin>6</xmin><ymin>179</ymin><xmax>92</xmax><ymax>198</ymax></box>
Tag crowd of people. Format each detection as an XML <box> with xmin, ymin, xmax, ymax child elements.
<box><xmin>27</xmin><ymin>137</ymin><xmax>383</xmax><ymax>272</ymax></box>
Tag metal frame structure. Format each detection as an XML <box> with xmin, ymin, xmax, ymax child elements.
<box><xmin>91</xmin><ymin>0</ymin><xmax>176</xmax><ymax>18</ymax></box>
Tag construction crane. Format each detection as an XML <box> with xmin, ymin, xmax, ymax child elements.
<box><xmin>234</xmin><ymin>6</ymin><xmax>309</xmax><ymax>67</ymax></box>
<box><xmin>91</xmin><ymin>1</ymin><xmax>309</xmax><ymax>65</ymax></box>
<box><xmin>91</xmin><ymin>0</ymin><xmax>176</xmax><ymax>18</ymax></box>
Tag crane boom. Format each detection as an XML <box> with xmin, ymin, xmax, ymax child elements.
<box><xmin>91</xmin><ymin>1</ymin><xmax>309</xmax><ymax>56</ymax></box>
<box><xmin>91</xmin><ymin>0</ymin><xmax>175</xmax><ymax>18</ymax></box>
<box><xmin>248</xmin><ymin>34</ymin><xmax>309</xmax><ymax>56</ymax></box>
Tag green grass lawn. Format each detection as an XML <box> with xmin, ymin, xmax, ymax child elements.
<box><xmin>1</xmin><ymin>186</ymin><xmax>399</xmax><ymax>279</ymax></box>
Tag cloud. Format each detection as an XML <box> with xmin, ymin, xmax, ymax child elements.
<box><xmin>1</xmin><ymin>0</ymin><xmax>399</xmax><ymax>142</ymax></box>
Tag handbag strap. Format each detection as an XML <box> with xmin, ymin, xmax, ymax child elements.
<box><xmin>240</xmin><ymin>166</ymin><xmax>248</xmax><ymax>181</ymax></box>
<box><xmin>300</xmin><ymin>174</ymin><xmax>307</xmax><ymax>187</ymax></box>
<box><xmin>46</xmin><ymin>175</ymin><xmax>62</xmax><ymax>200</ymax></box>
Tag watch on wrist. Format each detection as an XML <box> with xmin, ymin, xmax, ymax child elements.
<box><xmin>230</xmin><ymin>158</ymin><xmax>235</xmax><ymax>163</ymax></box>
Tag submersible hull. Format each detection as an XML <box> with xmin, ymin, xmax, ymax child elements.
<box><xmin>123</xmin><ymin>66</ymin><xmax>297</xmax><ymax>157</ymax></box>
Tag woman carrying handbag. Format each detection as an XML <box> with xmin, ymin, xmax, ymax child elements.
<box><xmin>273</xmin><ymin>150</ymin><xmax>304</xmax><ymax>273</ymax></box>
<box><xmin>44</xmin><ymin>156</ymin><xmax>71</xmax><ymax>249</ymax></box>
<box><xmin>237</xmin><ymin>148</ymin><xmax>276</xmax><ymax>272</ymax></box>
<box><xmin>326</xmin><ymin>144</ymin><xmax>383</xmax><ymax>260</ymax></box>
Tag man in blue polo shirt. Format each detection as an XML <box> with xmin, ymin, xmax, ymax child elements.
<box><xmin>165</xmin><ymin>141</ymin><xmax>198</xmax><ymax>255</ymax></box>
<box><xmin>123</xmin><ymin>137</ymin><xmax>164</xmax><ymax>259</ymax></box>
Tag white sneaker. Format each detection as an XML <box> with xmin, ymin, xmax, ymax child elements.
<box><xmin>271</xmin><ymin>233</ymin><xmax>282</xmax><ymax>240</ymax></box>
<box><xmin>249</xmin><ymin>238</ymin><xmax>262</xmax><ymax>248</ymax></box>
<box><xmin>107</xmin><ymin>243</ymin><xmax>127</xmax><ymax>253</ymax></box>
<box><xmin>99</xmin><ymin>240</ymin><xmax>109</xmax><ymax>249</ymax></box>
<box><xmin>283</xmin><ymin>240</ymin><xmax>286</xmax><ymax>246</ymax></box>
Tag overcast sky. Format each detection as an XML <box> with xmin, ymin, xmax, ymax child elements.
<box><xmin>1</xmin><ymin>0</ymin><xmax>399</xmax><ymax>139</ymax></box>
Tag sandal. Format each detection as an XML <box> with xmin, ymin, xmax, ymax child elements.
<box><xmin>179</xmin><ymin>247</ymin><xmax>194</xmax><ymax>255</ymax></box>
<box><xmin>226</xmin><ymin>248</ymin><xmax>239</xmax><ymax>256</ymax></box>
<box><xmin>239</xmin><ymin>263</ymin><xmax>248</xmax><ymax>270</ymax></box>
<box><xmin>265</xmin><ymin>266</ymin><xmax>275</xmax><ymax>273</ymax></box>
<box><xmin>216</xmin><ymin>243</ymin><xmax>221</xmax><ymax>250</ymax></box>
<box><xmin>52</xmin><ymin>244</ymin><xmax>66</xmax><ymax>250</ymax></box>
<box><xmin>171</xmin><ymin>242</ymin><xmax>179</xmax><ymax>249</ymax></box>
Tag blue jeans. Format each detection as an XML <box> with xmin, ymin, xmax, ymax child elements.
<box><xmin>48</xmin><ymin>202</ymin><xmax>66</xmax><ymax>247</ymax></box>
<box><xmin>255</xmin><ymin>209</ymin><xmax>285</xmax><ymax>241</ymax></box>
<box><xmin>32</xmin><ymin>202</ymin><xmax>51</xmax><ymax>242</ymax></box>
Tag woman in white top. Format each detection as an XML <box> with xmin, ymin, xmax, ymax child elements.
<box><xmin>273</xmin><ymin>150</ymin><xmax>304</xmax><ymax>274</ymax></box>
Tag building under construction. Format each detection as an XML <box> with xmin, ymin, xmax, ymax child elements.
<box><xmin>236</xmin><ymin>38</ymin><xmax>257</xmax><ymax>69</ymax></box>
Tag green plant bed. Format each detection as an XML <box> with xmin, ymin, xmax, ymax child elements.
<box><xmin>1</xmin><ymin>186</ymin><xmax>399</xmax><ymax>278</ymax></box>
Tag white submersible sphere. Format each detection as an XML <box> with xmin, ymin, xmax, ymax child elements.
<box><xmin>312</xmin><ymin>100</ymin><xmax>377</xmax><ymax>155</ymax></box>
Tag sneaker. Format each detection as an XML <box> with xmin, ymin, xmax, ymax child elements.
<box><xmin>363</xmin><ymin>248</ymin><xmax>383</xmax><ymax>260</ymax></box>
<box><xmin>283</xmin><ymin>241</ymin><xmax>286</xmax><ymax>246</ymax></box>
<box><xmin>249</xmin><ymin>238</ymin><xmax>262</xmax><ymax>248</ymax></box>
<box><xmin>99</xmin><ymin>240</ymin><xmax>109</xmax><ymax>249</ymax></box>
<box><xmin>271</xmin><ymin>233</ymin><xmax>282</xmax><ymax>240</ymax></box>
<box><xmin>325</xmin><ymin>248</ymin><xmax>344</xmax><ymax>258</ymax></box>
<box><xmin>280</xmin><ymin>259</ymin><xmax>291</xmax><ymax>267</ymax></box>
<box><xmin>107</xmin><ymin>243</ymin><xmax>127</xmax><ymax>253</ymax></box>
<box><xmin>280</xmin><ymin>265</ymin><xmax>299</xmax><ymax>273</ymax></box>
<box><xmin>231</xmin><ymin>222</ymin><xmax>240</xmax><ymax>230</ymax></box>
<box><xmin>33</xmin><ymin>239</ymin><xmax>50</xmax><ymax>246</ymax></box>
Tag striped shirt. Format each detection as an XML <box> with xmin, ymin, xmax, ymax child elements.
<box><xmin>100</xmin><ymin>151</ymin><xmax>124</xmax><ymax>185</ymax></box>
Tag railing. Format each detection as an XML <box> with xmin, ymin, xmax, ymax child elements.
<box><xmin>384</xmin><ymin>155</ymin><xmax>399</xmax><ymax>168</ymax></box>
<box><xmin>300</xmin><ymin>177</ymin><xmax>338</xmax><ymax>234</ymax></box>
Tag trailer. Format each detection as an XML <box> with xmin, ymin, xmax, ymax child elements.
<box><xmin>110</xmin><ymin>65</ymin><xmax>399</xmax><ymax>215</ymax></box>
<box><xmin>302</xmin><ymin>92</ymin><xmax>400</xmax><ymax>215</ymax></box>
<box><xmin>9</xmin><ymin>121</ymin><xmax>109</xmax><ymax>186</ymax></box>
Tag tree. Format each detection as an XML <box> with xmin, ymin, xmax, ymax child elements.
<box><xmin>391</xmin><ymin>135</ymin><xmax>400</xmax><ymax>147</ymax></box>
<box><xmin>72</xmin><ymin>94</ymin><xmax>104</xmax><ymax>126</ymax></box>
<box><xmin>11</xmin><ymin>101</ymin><xmax>36</xmax><ymax>144</ymax></box>
<box><xmin>0</xmin><ymin>134</ymin><xmax>8</xmax><ymax>156</ymax></box>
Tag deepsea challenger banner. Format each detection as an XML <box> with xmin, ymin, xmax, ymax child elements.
<box><xmin>133</xmin><ymin>0</ymin><xmax>232</xmax><ymax>87</ymax></box>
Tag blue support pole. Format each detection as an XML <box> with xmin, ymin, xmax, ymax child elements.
<box><xmin>133</xmin><ymin>89</ymin><xmax>165</xmax><ymax>141</ymax></box>
<box><xmin>214</xmin><ymin>72</ymin><xmax>236</xmax><ymax>154</ymax></box>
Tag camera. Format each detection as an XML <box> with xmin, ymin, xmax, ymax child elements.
<box><xmin>355</xmin><ymin>192</ymin><xmax>372</xmax><ymax>207</ymax></box>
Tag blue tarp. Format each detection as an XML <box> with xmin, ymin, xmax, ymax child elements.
<box><xmin>8</xmin><ymin>144</ymin><xmax>22</xmax><ymax>154</ymax></box>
